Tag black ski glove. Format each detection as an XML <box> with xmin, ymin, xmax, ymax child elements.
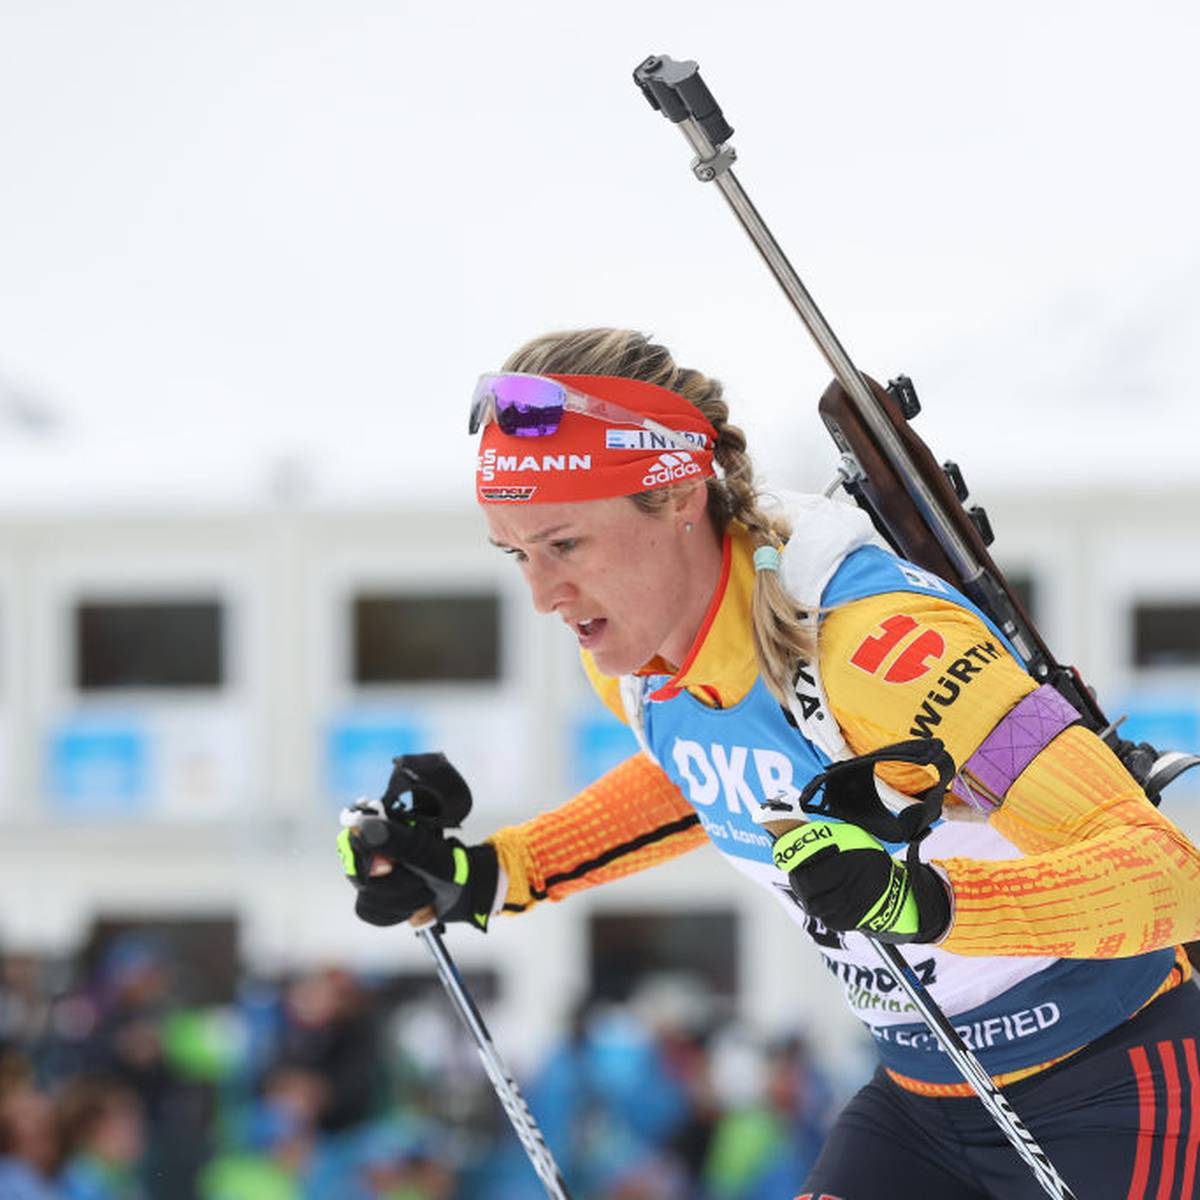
<box><xmin>338</xmin><ymin>815</ymin><xmax>499</xmax><ymax>930</ymax></box>
<box><xmin>774</xmin><ymin>822</ymin><xmax>950</xmax><ymax>943</ymax></box>
<box><xmin>767</xmin><ymin>738</ymin><xmax>956</xmax><ymax>944</ymax></box>
<box><xmin>336</xmin><ymin>752</ymin><xmax>497</xmax><ymax>931</ymax></box>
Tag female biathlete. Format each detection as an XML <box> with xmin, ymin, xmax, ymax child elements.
<box><xmin>342</xmin><ymin>328</ymin><xmax>1200</xmax><ymax>1199</ymax></box>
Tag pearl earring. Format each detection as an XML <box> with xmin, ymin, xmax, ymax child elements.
<box><xmin>684</xmin><ymin>521</ymin><xmax>694</xmax><ymax>533</ymax></box>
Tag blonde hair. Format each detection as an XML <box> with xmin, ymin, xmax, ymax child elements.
<box><xmin>502</xmin><ymin>328</ymin><xmax>814</xmax><ymax>702</ymax></box>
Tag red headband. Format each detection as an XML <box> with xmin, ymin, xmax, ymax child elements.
<box><xmin>475</xmin><ymin>374</ymin><xmax>718</xmax><ymax>504</ymax></box>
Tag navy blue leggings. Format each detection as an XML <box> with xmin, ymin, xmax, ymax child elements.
<box><xmin>800</xmin><ymin>982</ymin><xmax>1200</xmax><ymax>1200</ymax></box>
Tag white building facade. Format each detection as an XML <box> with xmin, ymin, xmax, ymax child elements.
<box><xmin>0</xmin><ymin>488</ymin><xmax>1197</xmax><ymax>1068</ymax></box>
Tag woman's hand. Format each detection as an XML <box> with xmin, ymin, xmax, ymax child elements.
<box><xmin>337</xmin><ymin>816</ymin><xmax>499</xmax><ymax>931</ymax></box>
<box><xmin>773</xmin><ymin>821</ymin><xmax>951</xmax><ymax>944</ymax></box>
<box><xmin>359</xmin><ymin>853</ymin><xmax>438</xmax><ymax>927</ymax></box>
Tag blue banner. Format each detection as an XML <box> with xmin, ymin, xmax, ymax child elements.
<box><xmin>326</xmin><ymin>713</ymin><xmax>426</xmax><ymax>805</ymax></box>
<box><xmin>49</xmin><ymin>718</ymin><xmax>151</xmax><ymax>815</ymax></box>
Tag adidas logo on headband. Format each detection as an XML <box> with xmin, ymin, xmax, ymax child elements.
<box><xmin>641</xmin><ymin>451</ymin><xmax>702</xmax><ymax>488</ymax></box>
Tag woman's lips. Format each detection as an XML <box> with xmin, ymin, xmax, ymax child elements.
<box><xmin>574</xmin><ymin>617</ymin><xmax>607</xmax><ymax>648</ymax></box>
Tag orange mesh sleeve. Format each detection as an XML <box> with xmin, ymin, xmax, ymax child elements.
<box><xmin>820</xmin><ymin>592</ymin><xmax>1200</xmax><ymax>958</ymax></box>
<box><xmin>486</xmin><ymin>752</ymin><xmax>707</xmax><ymax>914</ymax></box>
<box><xmin>940</xmin><ymin>726</ymin><xmax>1200</xmax><ymax>958</ymax></box>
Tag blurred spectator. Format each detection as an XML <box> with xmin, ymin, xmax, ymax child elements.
<box><xmin>0</xmin><ymin>1060</ymin><xmax>62</xmax><ymax>1200</ymax></box>
<box><xmin>702</xmin><ymin>1033</ymin><xmax>834</xmax><ymax>1200</ymax></box>
<box><xmin>631</xmin><ymin>976</ymin><xmax>724</xmax><ymax>1182</ymax></box>
<box><xmin>56</xmin><ymin>1077</ymin><xmax>147</xmax><ymax>1200</ymax></box>
<box><xmin>198</xmin><ymin>1081</ymin><xmax>315</xmax><ymax>1200</ymax></box>
<box><xmin>473</xmin><ymin>997</ymin><xmax>692</xmax><ymax>1199</ymax></box>
<box><xmin>0</xmin><ymin>959</ymin><xmax>55</xmax><ymax>1066</ymax></box>
<box><xmin>81</xmin><ymin>937</ymin><xmax>213</xmax><ymax>1198</ymax></box>
<box><xmin>87</xmin><ymin>938</ymin><xmax>171</xmax><ymax>1090</ymax></box>
<box><xmin>276</xmin><ymin>969</ymin><xmax>380</xmax><ymax>1134</ymax></box>
<box><xmin>383</xmin><ymin>994</ymin><xmax>500</xmax><ymax>1146</ymax></box>
<box><xmin>350</xmin><ymin>1120</ymin><xmax>455</xmax><ymax>1200</ymax></box>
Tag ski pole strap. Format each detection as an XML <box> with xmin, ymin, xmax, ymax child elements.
<box><xmin>380</xmin><ymin>752</ymin><xmax>473</xmax><ymax>828</ymax></box>
<box><xmin>951</xmin><ymin>685</ymin><xmax>1080</xmax><ymax>814</ymax></box>
<box><xmin>798</xmin><ymin>738</ymin><xmax>956</xmax><ymax>846</ymax></box>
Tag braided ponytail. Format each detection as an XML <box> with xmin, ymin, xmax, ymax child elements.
<box><xmin>502</xmin><ymin>328</ymin><xmax>815</xmax><ymax>701</ymax></box>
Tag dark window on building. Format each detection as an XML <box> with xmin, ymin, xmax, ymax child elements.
<box><xmin>353</xmin><ymin>592</ymin><xmax>500</xmax><ymax>684</ymax></box>
<box><xmin>85</xmin><ymin>916</ymin><xmax>238</xmax><ymax>1005</ymax></box>
<box><xmin>588</xmin><ymin>910</ymin><xmax>738</xmax><ymax>1003</ymax></box>
<box><xmin>1132</xmin><ymin>602</ymin><xmax>1200</xmax><ymax>668</ymax></box>
<box><xmin>76</xmin><ymin>599</ymin><xmax>223</xmax><ymax>690</ymax></box>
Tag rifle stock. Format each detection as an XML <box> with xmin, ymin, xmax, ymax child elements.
<box><xmin>817</xmin><ymin>374</ymin><xmax>1109</xmax><ymax>735</ymax></box>
<box><xmin>819</xmin><ymin>376</ymin><xmax>971</xmax><ymax>582</ymax></box>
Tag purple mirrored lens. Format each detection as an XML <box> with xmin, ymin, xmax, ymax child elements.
<box><xmin>491</xmin><ymin>375</ymin><xmax>565</xmax><ymax>438</ymax></box>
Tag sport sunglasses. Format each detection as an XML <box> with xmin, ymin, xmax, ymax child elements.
<box><xmin>469</xmin><ymin>373</ymin><xmax>702</xmax><ymax>453</ymax></box>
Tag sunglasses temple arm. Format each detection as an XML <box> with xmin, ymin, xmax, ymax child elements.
<box><xmin>642</xmin><ymin>416</ymin><xmax>701</xmax><ymax>453</ymax></box>
<box><xmin>572</xmin><ymin>394</ymin><xmax>699</xmax><ymax>454</ymax></box>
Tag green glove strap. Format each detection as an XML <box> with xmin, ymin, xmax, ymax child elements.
<box><xmin>859</xmin><ymin>858</ymin><xmax>920</xmax><ymax>937</ymax></box>
<box><xmin>384</xmin><ymin>837</ymin><xmax>497</xmax><ymax>931</ymax></box>
<box><xmin>772</xmin><ymin>820</ymin><xmax>881</xmax><ymax>870</ymax></box>
<box><xmin>448</xmin><ymin>844</ymin><xmax>493</xmax><ymax>930</ymax></box>
<box><xmin>337</xmin><ymin>828</ymin><xmax>358</xmax><ymax>877</ymax></box>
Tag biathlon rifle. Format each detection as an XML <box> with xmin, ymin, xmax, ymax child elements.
<box><xmin>632</xmin><ymin>53</ymin><xmax>1199</xmax><ymax>802</ymax></box>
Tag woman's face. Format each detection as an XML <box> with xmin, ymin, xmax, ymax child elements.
<box><xmin>483</xmin><ymin>493</ymin><xmax>718</xmax><ymax>676</ymax></box>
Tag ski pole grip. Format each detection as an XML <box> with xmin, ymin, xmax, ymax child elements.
<box><xmin>633</xmin><ymin>55</ymin><xmax>734</xmax><ymax>146</ymax></box>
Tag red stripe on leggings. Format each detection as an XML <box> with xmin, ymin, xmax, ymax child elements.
<box><xmin>1181</xmin><ymin>1039</ymin><xmax>1200</xmax><ymax>1200</ymax></box>
<box><xmin>1156</xmin><ymin>1042</ymin><xmax>1182</xmax><ymax>1200</ymax></box>
<box><xmin>1129</xmin><ymin>1045</ymin><xmax>1157</xmax><ymax>1200</ymax></box>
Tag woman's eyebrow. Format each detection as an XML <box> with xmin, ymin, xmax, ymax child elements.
<box><xmin>528</xmin><ymin>524</ymin><xmax>573</xmax><ymax>543</ymax></box>
<box><xmin>489</xmin><ymin>523</ymin><xmax>573</xmax><ymax>549</ymax></box>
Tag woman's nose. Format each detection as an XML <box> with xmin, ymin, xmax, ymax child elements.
<box><xmin>527</xmin><ymin>561</ymin><xmax>575</xmax><ymax>615</ymax></box>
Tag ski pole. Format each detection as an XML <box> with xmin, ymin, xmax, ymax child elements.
<box><xmin>867</xmin><ymin>939</ymin><xmax>1078</xmax><ymax>1200</ymax></box>
<box><xmin>416</xmin><ymin>924</ymin><xmax>573</xmax><ymax>1200</ymax></box>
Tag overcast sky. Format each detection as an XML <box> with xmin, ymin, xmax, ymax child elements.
<box><xmin>1</xmin><ymin>0</ymin><xmax>1197</xmax><ymax>511</ymax></box>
